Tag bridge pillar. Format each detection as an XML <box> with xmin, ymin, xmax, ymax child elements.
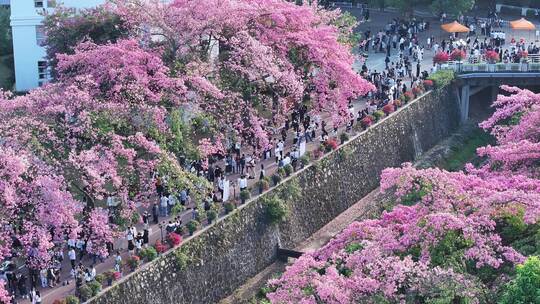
<box><xmin>460</xmin><ymin>84</ymin><xmax>470</xmax><ymax>123</ymax></box>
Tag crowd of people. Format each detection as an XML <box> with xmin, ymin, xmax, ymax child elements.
<box><xmin>5</xmin><ymin>7</ymin><xmax>540</xmax><ymax>304</ymax></box>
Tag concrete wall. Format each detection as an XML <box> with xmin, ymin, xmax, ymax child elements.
<box><xmin>89</xmin><ymin>86</ymin><xmax>460</xmax><ymax>304</ymax></box>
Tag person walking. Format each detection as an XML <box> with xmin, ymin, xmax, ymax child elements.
<box><xmin>68</xmin><ymin>247</ymin><xmax>77</xmax><ymax>270</ymax></box>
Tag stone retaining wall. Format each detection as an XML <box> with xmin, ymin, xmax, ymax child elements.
<box><xmin>89</xmin><ymin>86</ymin><xmax>460</xmax><ymax>304</ymax></box>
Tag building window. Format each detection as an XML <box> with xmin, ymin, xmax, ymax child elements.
<box><xmin>34</xmin><ymin>0</ymin><xmax>44</xmax><ymax>8</ymax></box>
<box><xmin>36</xmin><ymin>26</ymin><xmax>46</xmax><ymax>46</ymax></box>
<box><xmin>38</xmin><ymin>61</ymin><xmax>49</xmax><ymax>84</ymax></box>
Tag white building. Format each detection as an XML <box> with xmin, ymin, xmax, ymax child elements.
<box><xmin>10</xmin><ymin>0</ymin><xmax>104</xmax><ymax>91</ymax></box>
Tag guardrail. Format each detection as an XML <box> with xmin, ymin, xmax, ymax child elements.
<box><xmin>441</xmin><ymin>62</ymin><xmax>540</xmax><ymax>73</ymax></box>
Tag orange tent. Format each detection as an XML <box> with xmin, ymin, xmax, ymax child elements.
<box><xmin>441</xmin><ymin>21</ymin><xmax>470</xmax><ymax>33</ymax></box>
<box><xmin>510</xmin><ymin>18</ymin><xmax>536</xmax><ymax>30</ymax></box>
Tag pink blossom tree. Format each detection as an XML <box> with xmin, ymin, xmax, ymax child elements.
<box><xmin>110</xmin><ymin>0</ymin><xmax>374</xmax><ymax>152</ymax></box>
<box><xmin>263</xmin><ymin>86</ymin><xmax>540</xmax><ymax>303</ymax></box>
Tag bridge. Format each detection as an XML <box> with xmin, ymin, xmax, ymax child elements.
<box><xmin>441</xmin><ymin>64</ymin><xmax>540</xmax><ymax>122</ymax></box>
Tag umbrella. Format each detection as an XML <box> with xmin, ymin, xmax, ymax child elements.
<box><xmin>510</xmin><ymin>18</ymin><xmax>535</xmax><ymax>30</ymax></box>
<box><xmin>441</xmin><ymin>21</ymin><xmax>470</xmax><ymax>33</ymax></box>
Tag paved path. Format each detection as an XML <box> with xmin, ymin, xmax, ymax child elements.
<box><xmin>21</xmin><ymin>8</ymin><xmax>539</xmax><ymax>304</ymax></box>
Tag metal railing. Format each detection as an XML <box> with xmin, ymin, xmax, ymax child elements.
<box><xmin>441</xmin><ymin>61</ymin><xmax>540</xmax><ymax>73</ymax></box>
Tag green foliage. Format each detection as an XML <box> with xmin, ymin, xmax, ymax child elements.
<box><xmin>331</xmin><ymin>11</ymin><xmax>361</xmax><ymax>47</ymax></box>
<box><xmin>429</xmin><ymin>230</ymin><xmax>472</xmax><ymax>272</ymax></box>
<box><xmin>271</xmin><ymin>173</ymin><xmax>282</xmax><ymax>185</ymax></box>
<box><xmin>187</xmin><ymin>220</ymin><xmax>199</xmax><ymax>234</ymax></box>
<box><xmin>0</xmin><ymin>54</ymin><xmax>14</xmax><ymax>91</ymax></box>
<box><xmin>0</xmin><ymin>7</ymin><xmax>13</xmax><ymax>55</ymax></box>
<box><xmin>373</xmin><ymin>110</ymin><xmax>385</xmax><ymax>121</ymax></box>
<box><xmin>427</xmin><ymin>70</ymin><xmax>455</xmax><ymax>89</ymax></box>
<box><xmin>283</xmin><ymin>164</ymin><xmax>293</xmax><ymax>176</ymax></box>
<box><xmin>345</xmin><ymin>242</ymin><xmax>363</xmax><ymax>254</ymax></box>
<box><xmin>171</xmin><ymin>203</ymin><xmax>185</xmax><ymax>217</ymax></box>
<box><xmin>94</xmin><ymin>274</ymin><xmax>106</xmax><ymax>284</ymax></box>
<box><xmin>441</xmin><ymin>128</ymin><xmax>494</xmax><ymax>172</ymax></box>
<box><xmin>299</xmin><ymin>154</ymin><xmax>310</xmax><ymax>167</ymax></box>
<box><xmin>65</xmin><ymin>295</ymin><xmax>80</xmax><ymax>304</ymax></box>
<box><xmin>207</xmin><ymin>209</ymin><xmax>218</xmax><ymax>222</ymax></box>
<box><xmin>499</xmin><ymin>256</ymin><xmax>540</xmax><ymax>304</ymax></box>
<box><xmin>431</xmin><ymin>0</ymin><xmax>475</xmax><ymax>16</ymax></box>
<box><xmin>174</xmin><ymin>249</ymin><xmax>191</xmax><ymax>270</ymax></box>
<box><xmin>264</xmin><ymin>195</ymin><xmax>288</xmax><ymax>224</ymax></box>
<box><xmin>400</xmin><ymin>180</ymin><xmax>432</xmax><ymax>206</ymax></box>
<box><xmin>87</xmin><ymin>280</ymin><xmax>102</xmax><ymax>296</ymax></box>
<box><xmin>240</xmin><ymin>189</ymin><xmax>251</xmax><ymax>201</ymax></box>
<box><xmin>79</xmin><ymin>285</ymin><xmax>93</xmax><ymax>301</ymax></box>
<box><xmin>387</xmin><ymin>0</ymin><xmax>432</xmax><ymax>16</ymax></box>
<box><xmin>157</xmin><ymin>109</ymin><xmax>200</xmax><ymax>160</ymax></box>
<box><xmin>140</xmin><ymin>246</ymin><xmax>158</xmax><ymax>262</ymax></box>
<box><xmin>43</xmin><ymin>6</ymin><xmax>130</xmax><ymax>76</ymax></box>
<box><xmin>156</xmin><ymin>156</ymin><xmax>212</xmax><ymax>203</ymax></box>
<box><xmin>276</xmin><ymin>179</ymin><xmax>302</xmax><ymax>202</ymax></box>
<box><xmin>224</xmin><ymin>202</ymin><xmax>236</xmax><ymax>213</ymax></box>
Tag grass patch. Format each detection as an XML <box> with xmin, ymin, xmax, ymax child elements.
<box><xmin>440</xmin><ymin>128</ymin><xmax>494</xmax><ymax>171</ymax></box>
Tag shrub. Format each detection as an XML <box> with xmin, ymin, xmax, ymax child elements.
<box><xmin>323</xmin><ymin>138</ymin><xmax>339</xmax><ymax>152</ymax></box>
<box><xmin>174</xmin><ymin>250</ymin><xmax>190</xmax><ymax>270</ymax></box>
<box><xmin>373</xmin><ymin>110</ymin><xmax>385</xmax><ymax>121</ymax></box>
<box><xmin>87</xmin><ymin>280</ymin><xmax>102</xmax><ymax>296</ymax></box>
<box><xmin>53</xmin><ymin>300</ymin><xmax>66</xmax><ymax>304</ymax></box>
<box><xmin>433</xmin><ymin>51</ymin><xmax>450</xmax><ymax>64</ymax></box>
<box><xmin>113</xmin><ymin>271</ymin><xmax>122</xmax><ymax>280</ymax></box>
<box><xmin>277</xmin><ymin>167</ymin><xmax>287</xmax><ymax>177</ymax></box>
<box><xmin>224</xmin><ymin>202</ymin><xmax>235</xmax><ymax>213</ymax></box>
<box><xmin>423</xmin><ymin>79</ymin><xmax>434</xmax><ymax>89</ymax></box>
<box><xmin>65</xmin><ymin>296</ymin><xmax>80</xmax><ymax>304</ymax></box>
<box><xmin>485</xmin><ymin>50</ymin><xmax>499</xmax><ymax>63</ymax></box>
<box><xmin>500</xmin><ymin>256</ymin><xmax>540</xmax><ymax>304</ymax></box>
<box><xmin>94</xmin><ymin>274</ymin><xmax>106</xmax><ymax>284</ymax></box>
<box><xmin>171</xmin><ymin>203</ymin><xmax>185</xmax><ymax>216</ymax></box>
<box><xmin>79</xmin><ymin>285</ymin><xmax>93</xmax><ymax>301</ymax></box>
<box><xmin>167</xmin><ymin>232</ymin><xmax>183</xmax><ymax>247</ymax></box>
<box><xmin>257</xmin><ymin>179</ymin><xmax>270</xmax><ymax>191</ymax></box>
<box><xmin>450</xmin><ymin>49</ymin><xmax>467</xmax><ymax>61</ymax></box>
<box><xmin>140</xmin><ymin>246</ymin><xmax>158</xmax><ymax>261</ymax></box>
<box><xmin>393</xmin><ymin>99</ymin><xmax>402</xmax><ymax>107</ymax></box>
<box><xmin>311</xmin><ymin>148</ymin><xmax>324</xmax><ymax>159</ymax></box>
<box><xmin>427</xmin><ymin>70</ymin><xmax>455</xmax><ymax>89</ymax></box>
<box><xmin>299</xmin><ymin>154</ymin><xmax>310</xmax><ymax>167</ymax></box>
<box><xmin>264</xmin><ymin>196</ymin><xmax>288</xmax><ymax>224</ymax></box>
<box><xmin>361</xmin><ymin>116</ymin><xmax>373</xmax><ymax>128</ymax></box>
<box><xmin>206</xmin><ymin>209</ymin><xmax>218</xmax><ymax>222</ymax></box>
<box><xmin>187</xmin><ymin>220</ymin><xmax>199</xmax><ymax>235</ymax></box>
<box><xmin>154</xmin><ymin>240</ymin><xmax>168</xmax><ymax>253</ymax></box>
<box><xmin>283</xmin><ymin>164</ymin><xmax>293</xmax><ymax>176</ymax></box>
<box><xmin>271</xmin><ymin>173</ymin><xmax>282</xmax><ymax>185</ymax></box>
<box><xmin>382</xmin><ymin>104</ymin><xmax>395</xmax><ymax>115</ymax></box>
<box><xmin>127</xmin><ymin>255</ymin><xmax>141</xmax><ymax>270</ymax></box>
<box><xmin>240</xmin><ymin>189</ymin><xmax>251</xmax><ymax>202</ymax></box>
<box><xmin>412</xmin><ymin>86</ymin><xmax>423</xmax><ymax>96</ymax></box>
<box><xmin>339</xmin><ymin>132</ymin><xmax>349</xmax><ymax>144</ymax></box>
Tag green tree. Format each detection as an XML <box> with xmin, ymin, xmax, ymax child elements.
<box><xmin>0</xmin><ymin>6</ymin><xmax>12</xmax><ymax>55</ymax></box>
<box><xmin>42</xmin><ymin>6</ymin><xmax>130</xmax><ymax>77</ymax></box>
<box><xmin>431</xmin><ymin>0</ymin><xmax>475</xmax><ymax>17</ymax></box>
<box><xmin>387</xmin><ymin>0</ymin><xmax>432</xmax><ymax>17</ymax></box>
<box><xmin>499</xmin><ymin>256</ymin><xmax>540</xmax><ymax>304</ymax></box>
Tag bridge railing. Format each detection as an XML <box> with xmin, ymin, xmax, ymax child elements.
<box><xmin>441</xmin><ymin>62</ymin><xmax>540</xmax><ymax>73</ymax></box>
